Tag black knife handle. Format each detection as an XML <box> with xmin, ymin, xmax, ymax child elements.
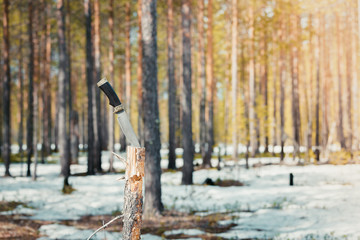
<box><xmin>97</xmin><ymin>78</ymin><xmax>124</xmax><ymax>113</ymax></box>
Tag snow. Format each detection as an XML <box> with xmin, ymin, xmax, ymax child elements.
<box><xmin>1</xmin><ymin>153</ymin><xmax>360</xmax><ymax>239</ymax></box>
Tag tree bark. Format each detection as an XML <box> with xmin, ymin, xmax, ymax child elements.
<box><xmin>84</xmin><ymin>0</ymin><xmax>95</xmax><ymax>175</ymax></box>
<box><xmin>315</xmin><ymin>15</ymin><xmax>321</xmax><ymax>162</ymax></box>
<box><xmin>42</xmin><ymin>2</ymin><xmax>52</xmax><ymax>159</ymax></box>
<box><xmin>125</xmin><ymin>1</ymin><xmax>132</xmax><ymax>115</ymax></box>
<box><xmin>231</xmin><ymin>0</ymin><xmax>238</xmax><ymax>161</ymax></box>
<box><xmin>181</xmin><ymin>0</ymin><xmax>194</xmax><ymax>183</ymax></box>
<box><xmin>108</xmin><ymin>0</ymin><xmax>115</xmax><ymax>172</ymax></box>
<box><xmin>18</xmin><ymin>9</ymin><xmax>25</xmax><ymax>176</ymax></box>
<box><xmin>66</xmin><ymin>0</ymin><xmax>73</xmax><ymax>165</ymax></box>
<box><xmin>122</xmin><ymin>146</ymin><xmax>145</xmax><ymax>240</ymax></box>
<box><xmin>142</xmin><ymin>0</ymin><xmax>163</xmax><ymax>218</ymax></box>
<box><xmin>27</xmin><ymin>0</ymin><xmax>35</xmax><ymax>177</ymax></box>
<box><xmin>306</xmin><ymin>15</ymin><xmax>313</xmax><ymax>159</ymax></box>
<box><xmin>279</xmin><ymin>19</ymin><xmax>286</xmax><ymax>161</ymax></box>
<box><xmin>93</xmin><ymin>0</ymin><xmax>102</xmax><ymax>172</ymax></box>
<box><xmin>57</xmin><ymin>0</ymin><xmax>71</xmax><ymax>186</ymax></box>
<box><xmin>262</xmin><ymin>30</ymin><xmax>269</xmax><ymax>153</ymax></box>
<box><xmin>352</xmin><ymin>3</ymin><xmax>359</xmax><ymax>152</ymax></box>
<box><xmin>137</xmin><ymin>0</ymin><xmax>144</xmax><ymax>147</ymax></box>
<box><xmin>290</xmin><ymin>15</ymin><xmax>301</xmax><ymax>159</ymax></box>
<box><xmin>203</xmin><ymin>0</ymin><xmax>214</xmax><ymax>168</ymax></box>
<box><xmin>272</xmin><ymin>29</ymin><xmax>278</xmax><ymax>155</ymax></box>
<box><xmin>167</xmin><ymin>0</ymin><xmax>176</xmax><ymax>170</ymax></box>
<box><xmin>122</xmin><ymin>1</ymin><xmax>132</xmax><ymax>153</ymax></box>
<box><xmin>249</xmin><ymin>6</ymin><xmax>256</xmax><ymax>157</ymax></box>
<box><xmin>336</xmin><ymin>14</ymin><xmax>346</xmax><ymax>149</ymax></box>
<box><xmin>345</xmin><ymin>10</ymin><xmax>353</xmax><ymax>153</ymax></box>
<box><xmin>2</xmin><ymin>0</ymin><xmax>11</xmax><ymax>176</ymax></box>
<box><xmin>197</xmin><ymin>0</ymin><xmax>206</xmax><ymax>162</ymax></box>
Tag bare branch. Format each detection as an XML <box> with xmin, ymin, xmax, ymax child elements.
<box><xmin>87</xmin><ymin>214</ymin><xmax>123</xmax><ymax>240</ymax></box>
<box><xmin>112</xmin><ymin>151</ymin><xmax>127</xmax><ymax>165</ymax></box>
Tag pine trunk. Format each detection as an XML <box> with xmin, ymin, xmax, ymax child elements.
<box><xmin>43</xmin><ymin>2</ymin><xmax>52</xmax><ymax>158</ymax></box>
<box><xmin>84</xmin><ymin>0</ymin><xmax>95</xmax><ymax>175</ymax></box>
<box><xmin>108</xmin><ymin>0</ymin><xmax>115</xmax><ymax>172</ymax></box>
<box><xmin>2</xmin><ymin>0</ymin><xmax>11</xmax><ymax>176</ymax></box>
<box><xmin>124</xmin><ymin>1</ymin><xmax>131</xmax><ymax>152</ymax></box>
<box><xmin>203</xmin><ymin>0</ymin><xmax>214</xmax><ymax>168</ymax></box>
<box><xmin>93</xmin><ymin>0</ymin><xmax>102</xmax><ymax>172</ymax></box>
<box><xmin>57</xmin><ymin>0</ymin><xmax>71</xmax><ymax>186</ymax></box>
<box><xmin>167</xmin><ymin>0</ymin><xmax>176</xmax><ymax>170</ymax></box>
<box><xmin>197</xmin><ymin>0</ymin><xmax>206</xmax><ymax>162</ymax></box>
<box><xmin>181</xmin><ymin>0</ymin><xmax>194</xmax><ymax>183</ymax></box>
<box><xmin>249</xmin><ymin>6</ymin><xmax>256</xmax><ymax>158</ymax></box>
<box><xmin>18</xmin><ymin>11</ymin><xmax>25</xmax><ymax>176</ymax></box>
<box><xmin>290</xmin><ymin>15</ymin><xmax>301</xmax><ymax>159</ymax></box>
<box><xmin>137</xmin><ymin>0</ymin><xmax>144</xmax><ymax>147</ymax></box>
<box><xmin>279</xmin><ymin>19</ymin><xmax>285</xmax><ymax>161</ymax></box>
<box><xmin>345</xmin><ymin>11</ymin><xmax>353</xmax><ymax>153</ymax></box>
<box><xmin>336</xmin><ymin>14</ymin><xmax>346</xmax><ymax>149</ymax></box>
<box><xmin>231</xmin><ymin>0</ymin><xmax>238</xmax><ymax>161</ymax></box>
<box><xmin>315</xmin><ymin>19</ymin><xmax>321</xmax><ymax>161</ymax></box>
<box><xmin>27</xmin><ymin>0</ymin><xmax>35</xmax><ymax>177</ymax></box>
<box><xmin>142</xmin><ymin>0</ymin><xmax>163</xmax><ymax>218</ymax></box>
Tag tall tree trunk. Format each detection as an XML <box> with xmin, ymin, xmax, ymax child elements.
<box><xmin>345</xmin><ymin>10</ymin><xmax>353</xmax><ymax>153</ymax></box>
<box><xmin>231</xmin><ymin>0</ymin><xmax>238</xmax><ymax>161</ymax></box>
<box><xmin>18</xmin><ymin>10</ymin><xmax>25</xmax><ymax>176</ymax></box>
<box><xmin>2</xmin><ymin>0</ymin><xmax>11</xmax><ymax>176</ymax></box>
<box><xmin>57</xmin><ymin>0</ymin><xmax>71</xmax><ymax>187</ymax></box>
<box><xmin>27</xmin><ymin>0</ymin><xmax>35</xmax><ymax>177</ymax></box>
<box><xmin>262</xmin><ymin>30</ymin><xmax>269</xmax><ymax>153</ymax></box>
<box><xmin>249</xmin><ymin>6</ymin><xmax>256</xmax><ymax>157</ymax></box>
<box><xmin>167</xmin><ymin>0</ymin><xmax>176</xmax><ymax>170</ymax></box>
<box><xmin>279</xmin><ymin>19</ymin><xmax>285</xmax><ymax>161</ymax></box>
<box><xmin>123</xmin><ymin>1</ymin><xmax>131</xmax><ymax>152</ymax></box>
<box><xmin>142</xmin><ymin>0</ymin><xmax>163</xmax><ymax>218</ymax></box>
<box><xmin>93</xmin><ymin>0</ymin><xmax>102</xmax><ymax>172</ymax></box>
<box><xmin>108</xmin><ymin>0</ymin><xmax>115</xmax><ymax>172</ymax></box>
<box><xmin>306</xmin><ymin>15</ymin><xmax>313</xmax><ymax>159</ymax></box>
<box><xmin>321</xmin><ymin>15</ymin><xmax>329</xmax><ymax>153</ymax></box>
<box><xmin>352</xmin><ymin>3</ymin><xmax>359</xmax><ymax>152</ymax></box>
<box><xmin>197</xmin><ymin>0</ymin><xmax>206</xmax><ymax>162</ymax></box>
<box><xmin>203</xmin><ymin>0</ymin><xmax>214</xmax><ymax>168</ymax></box>
<box><xmin>137</xmin><ymin>0</ymin><xmax>144</xmax><ymax>147</ymax></box>
<box><xmin>42</xmin><ymin>2</ymin><xmax>52</xmax><ymax>159</ymax></box>
<box><xmin>290</xmin><ymin>15</ymin><xmax>301</xmax><ymax>159</ymax></box>
<box><xmin>181</xmin><ymin>0</ymin><xmax>194</xmax><ymax>183</ymax></box>
<box><xmin>272</xmin><ymin>28</ymin><xmax>278</xmax><ymax>155</ymax></box>
<box><xmin>84</xmin><ymin>0</ymin><xmax>95</xmax><ymax>175</ymax></box>
<box><xmin>1</xmin><ymin>0</ymin><xmax>12</xmax><ymax>175</ymax></box>
<box><xmin>336</xmin><ymin>14</ymin><xmax>346</xmax><ymax>149</ymax></box>
<box><xmin>315</xmin><ymin>15</ymin><xmax>321</xmax><ymax>162</ymax></box>
<box><xmin>66</xmin><ymin>0</ymin><xmax>73</xmax><ymax>165</ymax></box>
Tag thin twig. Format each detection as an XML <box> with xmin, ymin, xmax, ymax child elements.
<box><xmin>87</xmin><ymin>214</ymin><xmax>123</xmax><ymax>240</ymax></box>
<box><xmin>112</xmin><ymin>151</ymin><xmax>127</xmax><ymax>165</ymax></box>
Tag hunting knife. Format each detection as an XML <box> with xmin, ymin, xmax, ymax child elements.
<box><xmin>97</xmin><ymin>78</ymin><xmax>140</xmax><ymax>147</ymax></box>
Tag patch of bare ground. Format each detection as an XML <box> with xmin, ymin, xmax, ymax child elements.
<box><xmin>0</xmin><ymin>214</ymin><xmax>50</xmax><ymax>239</ymax></box>
<box><xmin>0</xmin><ymin>210</ymin><xmax>236</xmax><ymax>239</ymax></box>
<box><xmin>61</xmin><ymin>210</ymin><xmax>236</xmax><ymax>239</ymax></box>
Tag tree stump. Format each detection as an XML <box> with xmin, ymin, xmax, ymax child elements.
<box><xmin>123</xmin><ymin>146</ymin><xmax>145</xmax><ymax>240</ymax></box>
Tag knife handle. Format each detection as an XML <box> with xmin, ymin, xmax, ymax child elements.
<box><xmin>97</xmin><ymin>78</ymin><xmax>124</xmax><ymax>113</ymax></box>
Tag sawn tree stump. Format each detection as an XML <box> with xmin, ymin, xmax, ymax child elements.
<box><xmin>123</xmin><ymin>146</ymin><xmax>145</xmax><ymax>240</ymax></box>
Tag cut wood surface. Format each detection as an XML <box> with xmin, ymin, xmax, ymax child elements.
<box><xmin>123</xmin><ymin>146</ymin><xmax>145</xmax><ymax>240</ymax></box>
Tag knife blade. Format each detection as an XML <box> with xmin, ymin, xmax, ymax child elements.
<box><xmin>97</xmin><ymin>78</ymin><xmax>141</xmax><ymax>147</ymax></box>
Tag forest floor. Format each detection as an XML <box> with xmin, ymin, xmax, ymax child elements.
<box><xmin>1</xmin><ymin>152</ymin><xmax>360</xmax><ymax>239</ymax></box>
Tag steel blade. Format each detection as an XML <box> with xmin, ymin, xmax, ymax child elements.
<box><xmin>117</xmin><ymin>111</ymin><xmax>141</xmax><ymax>147</ymax></box>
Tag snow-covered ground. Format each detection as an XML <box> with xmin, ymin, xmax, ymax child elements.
<box><xmin>1</xmin><ymin>152</ymin><xmax>360</xmax><ymax>239</ymax></box>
